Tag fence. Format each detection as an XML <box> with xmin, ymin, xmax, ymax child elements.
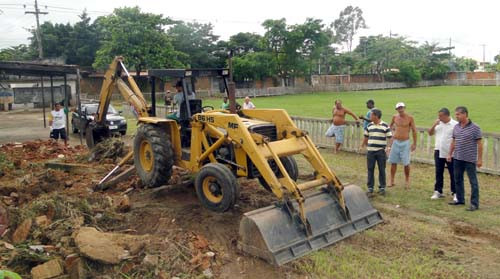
<box><xmin>291</xmin><ymin>116</ymin><xmax>500</xmax><ymax>176</ymax></box>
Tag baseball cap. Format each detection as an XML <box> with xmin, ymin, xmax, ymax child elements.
<box><xmin>395</xmin><ymin>102</ymin><xmax>405</xmax><ymax>109</ymax></box>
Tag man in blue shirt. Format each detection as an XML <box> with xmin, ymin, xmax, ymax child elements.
<box><xmin>360</xmin><ymin>99</ymin><xmax>375</xmax><ymax>130</ymax></box>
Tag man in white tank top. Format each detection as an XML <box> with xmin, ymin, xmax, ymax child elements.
<box><xmin>48</xmin><ymin>102</ymin><xmax>67</xmax><ymax>146</ymax></box>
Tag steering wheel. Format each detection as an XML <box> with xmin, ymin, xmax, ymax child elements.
<box><xmin>202</xmin><ymin>105</ymin><xmax>214</xmax><ymax>112</ymax></box>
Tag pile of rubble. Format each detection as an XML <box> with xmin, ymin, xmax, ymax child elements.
<box><xmin>0</xmin><ymin>140</ymin><xmax>220</xmax><ymax>278</ymax></box>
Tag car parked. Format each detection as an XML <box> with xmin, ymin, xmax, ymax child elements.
<box><xmin>71</xmin><ymin>103</ymin><xmax>127</xmax><ymax>135</ymax></box>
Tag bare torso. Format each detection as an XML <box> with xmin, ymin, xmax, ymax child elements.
<box><xmin>333</xmin><ymin>108</ymin><xmax>347</xmax><ymax>126</ymax></box>
<box><xmin>391</xmin><ymin>113</ymin><xmax>414</xmax><ymax>140</ymax></box>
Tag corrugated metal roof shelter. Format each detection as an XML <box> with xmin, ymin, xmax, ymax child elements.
<box><xmin>0</xmin><ymin>61</ymin><xmax>83</xmax><ymax>144</ymax></box>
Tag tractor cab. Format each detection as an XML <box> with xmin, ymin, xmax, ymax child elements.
<box><xmin>147</xmin><ymin>69</ymin><xmax>230</xmax><ymax>148</ymax></box>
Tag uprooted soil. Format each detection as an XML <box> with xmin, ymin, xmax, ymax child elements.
<box><xmin>0</xmin><ymin>140</ymin><xmax>304</xmax><ymax>278</ymax></box>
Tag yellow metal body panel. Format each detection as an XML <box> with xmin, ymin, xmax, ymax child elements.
<box><xmin>182</xmin><ymin>109</ymin><xmax>347</xmax><ymax>226</ymax></box>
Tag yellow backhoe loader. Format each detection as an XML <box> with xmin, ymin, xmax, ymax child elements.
<box><xmin>87</xmin><ymin>57</ymin><xmax>383</xmax><ymax>265</ymax></box>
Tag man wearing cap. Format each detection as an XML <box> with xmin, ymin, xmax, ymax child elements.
<box><xmin>359</xmin><ymin>99</ymin><xmax>375</xmax><ymax>130</ymax></box>
<box><xmin>389</xmin><ymin>102</ymin><xmax>417</xmax><ymax>188</ymax></box>
<box><xmin>330</xmin><ymin>99</ymin><xmax>360</xmax><ymax>153</ymax></box>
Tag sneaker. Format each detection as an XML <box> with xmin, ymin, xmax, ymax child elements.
<box><xmin>430</xmin><ymin>191</ymin><xmax>444</xmax><ymax>200</ymax></box>
<box><xmin>453</xmin><ymin>194</ymin><xmax>458</xmax><ymax>203</ymax></box>
<box><xmin>377</xmin><ymin>189</ymin><xmax>386</xmax><ymax>196</ymax></box>
<box><xmin>366</xmin><ymin>189</ymin><xmax>374</xmax><ymax>196</ymax></box>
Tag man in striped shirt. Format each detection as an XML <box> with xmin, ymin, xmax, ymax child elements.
<box><xmin>361</xmin><ymin>109</ymin><xmax>393</xmax><ymax>195</ymax></box>
<box><xmin>447</xmin><ymin>106</ymin><xmax>483</xmax><ymax>211</ymax></box>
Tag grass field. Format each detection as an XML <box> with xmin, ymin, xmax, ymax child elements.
<box><xmin>203</xmin><ymin>86</ymin><xmax>500</xmax><ymax>133</ymax></box>
<box><xmin>292</xmin><ymin>150</ymin><xmax>500</xmax><ymax>279</ymax></box>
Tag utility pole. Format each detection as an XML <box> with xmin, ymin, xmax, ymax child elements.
<box><xmin>481</xmin><ymin>44</ymin><xmax>486</xmax><ymax>70</ymax></box>
<box><xmin>25</xmin><ymin>0</ymin><xmax>48</xmax><ymax>59</ymax></box>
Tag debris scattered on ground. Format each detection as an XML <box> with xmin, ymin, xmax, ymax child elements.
<box><xmin>88</xmin><ymin>138</ymin><xmax>127</xmax><ymax>163</ymax></box>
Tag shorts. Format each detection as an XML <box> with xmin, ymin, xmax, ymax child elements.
<box><xmin>325</xmin><ymin>124</ymin><xmax>345</xmax><ymax>143</ymax></box>
<box><xmin>50</xmin><ymin>128</ymin><xmax>67</xmax><ymax>140</ymax></box>
<box><xmin>388</xmin><ymin>139</ymin><xmax>410</xmax><ymax>166</ymax></box>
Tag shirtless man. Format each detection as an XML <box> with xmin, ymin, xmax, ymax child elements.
<box><xmin>331</xmin><ymin>100</ymin><xmax>360</xmax><ymax>152</ymax></box>
<box><xmin>388</xmin><ymin>102</ymin><xmax>417</xmax><ymax>188</ymax></box>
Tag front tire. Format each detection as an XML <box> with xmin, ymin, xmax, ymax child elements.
<box><xmin>258</xmin><ymin>156</ymin><xmax>299</xmax><ymax>192</ymax></box>
<box><xmin>195</xmin><ymin>163</ymin><xmax>239</xmax><ymax>212</ymax></box>
<box><xmin>133</xmin><ymin>124</ymin><xmax>173</xmax><ymax>188</ymax></box>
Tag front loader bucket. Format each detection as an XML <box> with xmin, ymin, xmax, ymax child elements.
<box><xmin>238</xmin><ymin>185</ymin><xmax>382</xmax><ymax>265</ymax></box>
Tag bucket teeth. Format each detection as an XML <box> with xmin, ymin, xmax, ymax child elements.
<box><xmin>239</xmin><ymin>185</ymin><xmax>383</xmax><ymax>265</ymax></box>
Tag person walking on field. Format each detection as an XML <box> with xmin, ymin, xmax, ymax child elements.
<box><xmin>48</xmin><ymin>102</ymin><xmax>68</xmax><ymax>146</ymax></box>
<box><xmin>360</xmin><ymin>108</ymin><xmax>392</xmax><ymax>196</ymax></box>
<box><xmin>388</xmin><ymin>102</ymin><xmax>417</xmax><ymax>188</ymax></box>
<box><xmin>428</xmin><ymin>108</ymin><xmax>458</xmax><ymax>201</ymax></box>
<box><xmin>447</xmin><ymin>106</ymin><xmax>483</xmax><ymax>211</ymax></box>
<box><xmin>329</xmin><ymin>99</ymin><xmax>360</xmax><ymax>153</ymax></box>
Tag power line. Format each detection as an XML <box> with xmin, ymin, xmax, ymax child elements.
<box><xmin>25</xmin><ymin>0</ymin><xmax>48</xmax><ymax>59</ymax></box>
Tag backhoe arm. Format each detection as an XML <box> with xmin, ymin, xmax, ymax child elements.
<box><xmin>95</xmin><ymin>56</ymin><xmax>150</xmax><ymax>124</ymax></box>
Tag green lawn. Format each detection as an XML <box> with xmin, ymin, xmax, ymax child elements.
<box><xmin>292</xmin><ymin>150</ymin><xmax>500</xmax><ymax>278</ymax></box>
<box><xmin>204</xmin><ymin>86</ymin><xmax>500</xmax><ymax>133</ymax></box>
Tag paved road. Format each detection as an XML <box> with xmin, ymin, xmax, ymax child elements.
<box><xmin>0</xmin><ymin>109</ymin><xmax>84</xmax><ymax>145</ymax></box>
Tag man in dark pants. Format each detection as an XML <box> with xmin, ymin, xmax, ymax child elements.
<box><xmin>428</xmin><ymin>108</ymin><xmax>458</xmax><ymax>201</ymax></box>
<box><xmin>447</xmin><ymin>106</ymin><xmax>483</xmax><ymax>211</ymax></box>
<box><xmin>360</xmin><ymin>109</ymin><xmax>393</xmax><ymax>195</ymax></box>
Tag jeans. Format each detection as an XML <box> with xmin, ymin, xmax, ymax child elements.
<box><xmin>434</xmin><ymin>150</ymin><xmax>455</xmax><ymax>194</ymax></box>
<box><xmin>367</xmin><ymin>149</ymin><xmax>386</xmax><ymax>190</ymax></box>
<box><xmin>453</xmin><ymin>159</ymin><xmax>479</xmax><ymax>207</ymax></box>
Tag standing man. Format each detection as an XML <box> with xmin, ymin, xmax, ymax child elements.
<box><xmin>428</xmin><ymin>108</ymin><xmax>458</xmax><ymax>200</ymax></box>
<box><xmin>360</xmin><ymin>108</ymin><xmax>392</xmax><ymax>195</ymax></box>
<box><xmin>221</xmin><ymin>96</ymin><xmax>230</xmax><ymax>110</ymax></box>
<box><xmin>331</xmin><ymin>99</ymin><xmax>360</xmax><ymax>153</ymax></box>
<box><xmin>48</xmin><ymin>102</ymin><xmax>67</xmax><ymax>146</ymax></box>
<box><xmin>243</xmin><ymin>96</ymin><xmax>256</xmax><ymax>109</ymax></box>
<box><xmin>388</xmin><ymin>102</ymin><xmax>417</xmax><ymax>188</ymax></box>
<box><xmin>447</xmin><ymin>106</ymin><xmax>482</xmax><ymax>211</ymax></box>
<box><xmin>359</xmin><ymin>99</ymin><xmax>375</xmax><ymax>130</ymax></box>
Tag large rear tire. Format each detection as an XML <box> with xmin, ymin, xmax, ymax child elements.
<box><xmin>258</xmin><ymin>156</ymin><xmax>298</xmax><ymax>192</ymax></box>
<box><xmin>195</xmin><ymin>163</ymin><xmax>239</xmax><ymax>212</ymax></box>
<box><xmin>133</xmin><ymin>124</ymin><xmax>173</xmax><ymax>188</ymax></box>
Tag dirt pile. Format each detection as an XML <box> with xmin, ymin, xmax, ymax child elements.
<box><xmin>0</xmin><ymin>140</ymin><xmax>229</xmax><ymax>278</ymax></box>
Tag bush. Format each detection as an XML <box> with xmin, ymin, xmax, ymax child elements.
<box><xmin>399</xmin><ymin>63</ymin><xmax>421</xmax><ymax>87</ymax></box>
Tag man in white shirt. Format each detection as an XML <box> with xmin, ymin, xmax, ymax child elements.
<box><xmin>48</xmin><ymin>102</ymin><xmax>67</xmax><ymax>146</ymax></box>
<box><xmin>428</xmin><ymin>108</ymin><xmax>458</xmax><ymax>200</ymax></box>
<box><xmin>243</xmin><ymin>96</ymin><xmax>255</xmax><ymax>109</ymax></box>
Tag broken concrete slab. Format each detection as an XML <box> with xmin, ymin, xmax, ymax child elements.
<box><xmin>31</xmin><ymin>259</ymin><xmax>64</xmax><ymax>279</ymax></box>
<box><xmin>12</xmin><ymin>218</ymin><xmax>32</xmax><ymax>244</ymax></box>
<box><xmin>74</xmin><ymin>227</ymin><xmax>146</xmax><ymax>265</ymax></box>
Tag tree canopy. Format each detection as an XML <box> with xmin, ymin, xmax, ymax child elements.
<box><xmin>1</xmin><ymin>5</ymin><xmax>493</xmax><ymax>84</ymax></box>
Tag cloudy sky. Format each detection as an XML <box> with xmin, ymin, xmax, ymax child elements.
<box><xmin>0</xmin><ymin>0</ymin><xmax>498</xmax><ymax>62</ymax></box>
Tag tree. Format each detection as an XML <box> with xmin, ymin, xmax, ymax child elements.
<box><xmin>65</xmin><ymin>11</ymin><xmax>99</xmax><ymax>66</ymax></box>
<box><xmin>0</xmin><ymin>45</ymin><xmax>36</xmax><ymax>61</ymax></box>
<box><xmin>93</xmin><ymin>6</ymin><xmax>185</xmax><ymax>75</ymax></box>
<box><xmin>228</xmin><ymin>32</ymin><xmax>263</xmax><ymax>55</ymax></box>
<box><xmin>454</xmin><ymin>57</ymin><xmax>478</xmax><ymax>72</ymax></box>
<box><xmin>332</xmin><ymin>6</ymin><xmax>367</xmax><ymax>51</ymax></box>
<box><xmin>167</xmin><ymin>21</ymin><xmax>221</xmax><ymax>68</ymax></box>
<box><xmin>399</xmin><ymin>62</ymin><xmax>421</xmax><ymax>87</ymax></box>
<box><xmin>232</xmin><ymin>52</ymin><xmax>276</xmax><ymax>82</ymax></box>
